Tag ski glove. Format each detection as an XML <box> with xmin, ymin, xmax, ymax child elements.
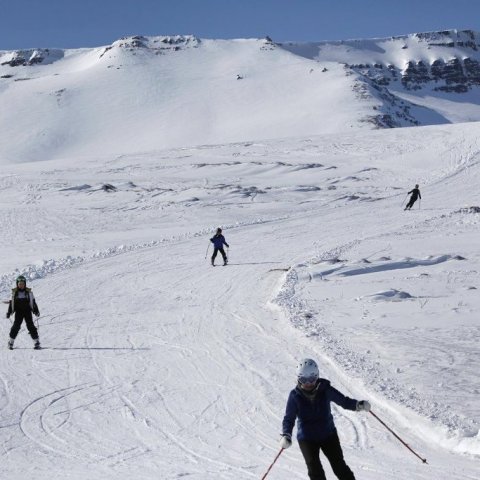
<box><xmin>356</xmin><ymin>400</ymin><xmax>371</xmax><ymax>412</ymax></box>
<box><xmin>6</xmin><ymin>313</ymin><xmax>10</xmax><ymax>319</ymax></box>
<box><xmin>279</xmin><ymin>434</ymin><xmax>292</xmax><ymax>449</ymax></box>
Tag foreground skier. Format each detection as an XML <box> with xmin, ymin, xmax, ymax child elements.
<box><xmin>280</xmin><ymin>358</ymin><xmax>370</xmax><ymax>480</ymax></box>
<box><xmin>210</xmin><ymin>227</ymin><xmax>229</xmax><ymax>266</ymax></box>
<box><xmin>6</xmin><ymin>275</ymin><xmax>41</xmax><ymax>350</ymax></box>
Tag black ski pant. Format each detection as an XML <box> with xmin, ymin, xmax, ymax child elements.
<box><xmin>211</xmin><ymin>247</ymin><xmax>227</xmax><ymax>264</ymax></box>
<box><xmin>405</xmin><ymin>196</ymin><xmax>418</xmax><ymax>209</ymax></box>
<box><xmin>298</xmin><ymin>430</ymin><xmax>356</xmax><ymax>480</ymax></box>
<box><xmin>9</xmin><ymin>311</ymin><xmax>38</xmax><ymax>340</ymax></box>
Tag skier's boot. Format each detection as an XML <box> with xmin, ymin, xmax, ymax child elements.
<box><xmin>7</xmin><ymin>338</ymin><xmax>14</xmax><ymax>350</ymax></box>
<box><xmin>223</xmin><ymin>258</ymin><xmax>228</xmax><ymax>266</ymax></box>
<box><xmin>33</xmin><ymin>338</ymin><xmax>41</xmax><ymax>350</ymax></box>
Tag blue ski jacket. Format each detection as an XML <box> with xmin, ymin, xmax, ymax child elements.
<box><xmin>282</xmin><ymin>379</ymin><xmax>358</xmax><ymax>442</ymax></box>
<box><xmin>210</xmin><ymin>234</ymin><xmax>229</xmax><ymax>249</ymax></box>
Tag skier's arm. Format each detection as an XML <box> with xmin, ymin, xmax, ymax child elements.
<box><xmin>282</xmin><ymin>391</ymin><xmax>298</xmax><ymax>437</ymax></box>
<box><xmin>32</xmin><ymin>298</ymin><xmax>40</xmax><ymax>317</ymax></box>
<box><xmin>419</xmin><ymin>190</ymin><xmax>421</xmax><ymax>199</ymax></box>
<box><xmin>328</xmin><ymin>385</ymin><xmax>358</xmax><ymax>411</ymax></box>
<box><xmin>6</xmin><ymin>300</ymin><xmax>12</xmax><ymax>318</ymax></box>
<box><xmin>408</xmin><ymin>190</ymin><xmax>413</xmax><ymax>194</ymax></box>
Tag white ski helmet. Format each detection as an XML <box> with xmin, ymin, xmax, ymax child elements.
<box><xmin>296</xmin><ymin>358</ymin><xmax>319</xmax><ymax>384</ymax></box>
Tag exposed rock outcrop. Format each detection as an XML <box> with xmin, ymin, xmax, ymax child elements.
<box><xmin>0</xmin><ymin>48</ymin><xmax>64</xmax><ymax>67</ymax></box>
<box><xmin>346</xmin><ymin>30</ymin><xmax>480</xmax><ymax>93</ymax></box>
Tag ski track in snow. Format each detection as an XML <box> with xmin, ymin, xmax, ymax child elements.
<box><xmin>0</xmin><ymin>125</ymin><xmax>479</xmax><ymax>478</ymax></box>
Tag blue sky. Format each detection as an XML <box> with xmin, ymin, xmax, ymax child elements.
<box><xmin>1</xmin><ymin>0</ymin><xmax>478</xmax><ymax>50</ymax></box>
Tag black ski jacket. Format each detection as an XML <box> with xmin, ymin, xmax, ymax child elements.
<box><xmin>408</xmin><ymin>188</ymin><xmax>421</xmax><ymax>200</ymax></box>
<box><xmin>6</xmin><ymin>287</ymin><xmax>40</xmax><ymax>317</ymax></box>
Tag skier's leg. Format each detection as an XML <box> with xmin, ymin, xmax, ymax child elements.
<box><xmin>219</xmin><ymin>248</ymin><xmax>227</xmax><ymax>265</ymax></box>
<box><xmin>320</xmin><ymin>430</ymin><xmax>356</xmax><ymax>480</ymax></box>
<box><xmin>299</xmin><ymin>440</ymin><xmax>327</xmax><ymax>480</ymax></box>
<box><xmin>211</xmin><ymin>248</ymin><xmax>219</xmax><ymax>265</ymax></box>
<box><xmin>9</xmin><ymin>313</ymin><xmax>23</xmax><ymax>340</ymax></box>
<box><xmin>24</xmin><ymin>312</ymin><xmax>39</xmax><ymax>340</ymax></box>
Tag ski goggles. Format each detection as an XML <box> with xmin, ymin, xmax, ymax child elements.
<box><xmin>298</xmin><ymin>375</ymin><xmax>318</xmax><ymax>385</ymax></box>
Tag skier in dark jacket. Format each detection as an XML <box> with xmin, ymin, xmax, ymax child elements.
<box><xmin>405</xmin><ymin>184</ymin><xmax>421</xmax><ymax>210</ymax></box>
<box><xmin>210</xmin><ymin>227</ymin><xmax>229</xmax><ymax>266</ymax></box>
<box><xmin>6</xmin><ymin>275</ymin><xmax>41</xmax><ymax>350</ymax></box>
<box><xmin>280</xmin><ymin>358</ymin><xmax>370</xmax><ymax>480</ymax></box>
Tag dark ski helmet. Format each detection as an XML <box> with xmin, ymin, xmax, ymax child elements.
<box><xmin>216</xmin><ymin>227</ymin><xmax>222</xmax><ymax>233</ymax></box>
<box><xmin>16</xmin><ymin>275</ymin><xmax>27</xmax><ymax>285</ymax></box>
<box><xmin>415</xmin><ymin>184</ymin><xmax>419</xmax><ymax>188</ymax></box>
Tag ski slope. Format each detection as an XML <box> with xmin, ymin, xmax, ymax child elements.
<box><xmin>0</xmin><ymin>122</ymin><xmax>479</xmax><ymax>479</ymax></box>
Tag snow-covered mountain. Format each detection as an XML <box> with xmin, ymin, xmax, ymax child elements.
<box><xmin>282</xmin><ymin>29</ymin><xmax>480</xmax><ymax>127</ymax></box>
<box><xmin>0</xmin><ymin>30</ymin><xmax>479</xmax><ymax>480</ymax></box>
<box><xmin>2</xmin><ymin>30</ymin><xmax>480</xmax><ymax>163</ymax></box>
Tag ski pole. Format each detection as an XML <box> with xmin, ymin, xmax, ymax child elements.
<box><xmin>204</xmin><ymin>242</ymin><xmax>210</xmax><ymax>260</ymax></box>
<box><xmin>418</xmin><ymin>199</ymin><xmax>421</xmax><ymax>209</ymax></box>
<box><xmin>401</xmin><ymin>193</ymin><xmax>408</xmax><ymax>207</ymax></box>
<box><xmin>260</xmin><ymin>448</ymin><xmax>284</xmax><ymax>480</ymax></box>
<box><xmin>369</xmin><ymin>410</ymin><xmax>427</xmax><ymax>464</ymax></box>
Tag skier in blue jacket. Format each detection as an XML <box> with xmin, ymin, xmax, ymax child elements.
<box><xmin>280</xmin><ymin>358</ymin><xmax>371</xmax><ymax>480</ymax></box>
<box><xmin>210</xmin><ymin>227</ymin><xmax>229</xmax><ymax>266</ymax></box>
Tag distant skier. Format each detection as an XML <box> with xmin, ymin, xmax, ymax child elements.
<box><xmin>6</xmin><ymin>275</ymin><xmax>41</xmax><ymax>350</ymax></box>
<box><xmin>210</xmin><ymin>227</ymin><xmax>229</xmax><ymax>266</ymax></box>
<box><xmin>280</xmin><ymin>358</ymin><xmax>371</xmax><ymax>480</ymax></box>
<box><xmin>405</xmin><ymin>184</ymin><xmax>421</xmax><ymax>210</ymax></box>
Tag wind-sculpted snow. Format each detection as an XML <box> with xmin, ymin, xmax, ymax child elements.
<box><xmin>312</xmin><ymin>254</ymin><xmax>458</xmax><ymax>278</ymax></box>
<box><xmin>361</xmin><ymin>288</ymin><xmax>414</xmax><ymax>301</ymax></box>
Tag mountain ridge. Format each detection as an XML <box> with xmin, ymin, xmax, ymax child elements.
<box><xmin>1</xmin><ymin>30</ymin><xmax>480</xmax><ymax>162</ymax></box>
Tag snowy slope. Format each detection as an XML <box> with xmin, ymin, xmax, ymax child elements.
<box><xmin>0</xmin><ymin>119</ymin><xmax>479</xmax><ymax>479</ymax></box>
<box><xmin>2</xmin><ymin>30</ymin><xmax>480</xmax><ymax>163</ymax></box>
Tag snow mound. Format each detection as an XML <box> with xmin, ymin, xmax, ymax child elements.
<box><xmin>362</xmin><ymin>288</ymin><xmax>415</xmax><ymax>301</ymax></box>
